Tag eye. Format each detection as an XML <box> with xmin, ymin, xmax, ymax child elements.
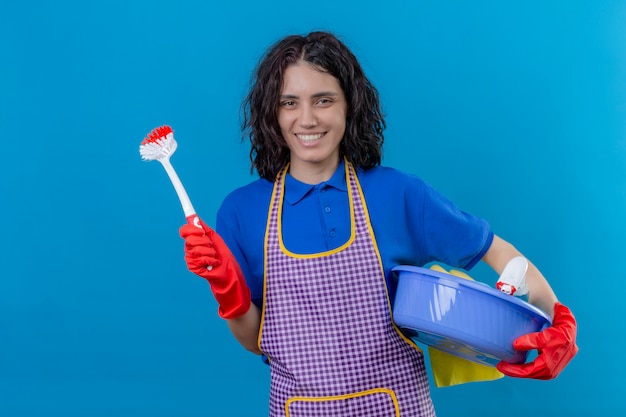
<box><xmin>280</xmin><ymin>100</ymin><xmax>296</xmax><ymax>108</ymax></box>
<box><xmin>316</xmin><ymin>98</ymin><xmax>333</xmax><ymax>106</ymax></box>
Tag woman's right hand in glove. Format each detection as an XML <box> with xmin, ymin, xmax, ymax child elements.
<box><xmin>179</xmin><ymin>216</ymin><xmax>251</xmax><ymax>320</ymax></box>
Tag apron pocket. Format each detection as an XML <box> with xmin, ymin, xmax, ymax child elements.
<box><xmin>285</xmin><ymin>388</ymin><xmax>399</xmax><ymax>417</ymax></box>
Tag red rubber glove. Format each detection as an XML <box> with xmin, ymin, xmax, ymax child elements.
<box><xmin>179</xmin><ymin>216</ymin><xmax>251</xmax><ymax>320</ymax></box>
<box><xmin>497</xmin><ymin>302</ymin><xmax>578</xmax><ymax>380</ymax></box>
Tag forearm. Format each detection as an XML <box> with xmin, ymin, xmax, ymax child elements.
<box><xmin>226</xmin><ymin>303</ymin><xmax>262</xmax><ymax>354</ymax></box>
<box><xmin>523</xmin><ymin>261</ymin><xmax>557</xmax><ymax>317</ymax></box>
<box><xmin>482</xmin><ymin>234</ymin><xmax>557</xmax><ymax>317</ymax></box>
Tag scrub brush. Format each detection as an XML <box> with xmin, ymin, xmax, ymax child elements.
<box><xmin>139</xmin><ymin>125</ymin><xmax>200</xmax><ymax>227</ymax></box>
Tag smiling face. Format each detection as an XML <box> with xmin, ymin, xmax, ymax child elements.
<box><xmin>278</xmin><ymin>61</ymin><xmax>348</xmax><ymax>183</ymax></box>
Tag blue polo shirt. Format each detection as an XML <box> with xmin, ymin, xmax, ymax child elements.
<box><xmin>216</xmin><ymin>160</ymin><xmax>493</xmax><ymax>308</ymax></box>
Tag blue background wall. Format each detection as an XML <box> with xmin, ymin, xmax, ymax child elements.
<box><xmin>1</xmin><ymin>0</ymin><xmax>624</xmax><ymax>415</ymax></box>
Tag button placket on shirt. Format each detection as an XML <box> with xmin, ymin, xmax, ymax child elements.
<box><xmin>319</xmin><ymin>185</ymin><xmax>336</xmax><ymax>241</ymax></box>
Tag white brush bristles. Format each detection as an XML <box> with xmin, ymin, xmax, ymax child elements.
<box><xmin>139</xmin><ymin>132</ymin><xmax>178</xmax><ymax>161</ymax></box>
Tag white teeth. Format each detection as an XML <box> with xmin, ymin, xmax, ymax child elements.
<box><xmin>297</xmin><ymin>133</ymin><xmax>323</xmax><ymax>141</ymax></box>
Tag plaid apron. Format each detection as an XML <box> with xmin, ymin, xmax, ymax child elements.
<box><xmin>259</xmin><ymin>162</ymin><xmax>436</xmax><ymax>417</ymax></box>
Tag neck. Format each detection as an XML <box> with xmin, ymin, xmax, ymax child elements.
<box><xmin>289</xmin><ymin>157</ymin><xmax>341</xmax><ymax>184</ymax></box>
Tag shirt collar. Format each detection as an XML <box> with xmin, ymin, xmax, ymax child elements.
<box><xmin>284</xmin><ymin>159</ymin><xmax>348</xmax><ymax>205</ymax></box>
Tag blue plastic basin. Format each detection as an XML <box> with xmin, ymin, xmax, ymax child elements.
<box><xmin>392</xmin><ymin>265</ymin><xmax>552</xmax><ymax>366</ymax></box>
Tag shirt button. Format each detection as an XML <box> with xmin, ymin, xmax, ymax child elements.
<box><xmin>325</xmin><ymin>206</ymin><xmax>331</xmax><ymax>213</ymax></box>
<box><xmin>330</xmin><ymin>230</ymin><xmax>336</xmax><ymax>237</ymax></box>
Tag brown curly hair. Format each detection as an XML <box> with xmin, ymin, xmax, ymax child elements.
<box><xmin>241</xmin><ymin>31</ymin><xmax>386</xmax><ymax>180</ymax></box>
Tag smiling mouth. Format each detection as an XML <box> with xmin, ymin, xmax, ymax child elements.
<box><xmin>296</xmin><ymin>133</ymin><xmax>325</xmax><ymax>142</ymax></box>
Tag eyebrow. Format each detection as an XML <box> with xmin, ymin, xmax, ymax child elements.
<box><xmin>280</xmin><ymin>91</ymin><xmax>340</xmax><ymax>99</ymax></box>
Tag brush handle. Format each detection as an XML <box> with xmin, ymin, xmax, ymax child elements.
<box><xmin>157</xmin><ymin>157</ymin><xmax>196</xmax><ymax>218</ymax></box>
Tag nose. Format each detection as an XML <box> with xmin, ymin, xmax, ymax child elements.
<box><xmin>298</xmin><ymin>103</ymin><xmax>318</xmax><ymax>128</ymax></box>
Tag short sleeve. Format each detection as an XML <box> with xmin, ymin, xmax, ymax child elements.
<box><xmin>420</xmin><ymin>181</ymin><xmax>493</xmax><ymax>269</ymax></box>
<box><xmin>216</xmin><ymin>181</ymin><xmax>272</xmax><ymax>308</ymax></box>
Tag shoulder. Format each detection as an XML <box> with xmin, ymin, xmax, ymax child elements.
<box><xmin>356</xmin><ymin>165</ymin><xmax>433</xmax><ymax>196</ymax></box>
<box><xmin>356</xmin><ymin>165</ymin><xmax>459</xmax><ymax>221</ymax></box>
<box><xmin>218</xmin><ymin>177</ymin><xmax>275</xmax><ymax>219</ymax></box>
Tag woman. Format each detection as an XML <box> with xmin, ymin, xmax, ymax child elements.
<box><xmin>180</xmin><ymin>31</ymin><xmax>577</xmax><ymax>416</ymax></box>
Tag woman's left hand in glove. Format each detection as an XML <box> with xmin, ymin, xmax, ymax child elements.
<box><xmin>496</xmin><ymin>302</ymin><xmax>578</xmax><ymax>380</ymax></box>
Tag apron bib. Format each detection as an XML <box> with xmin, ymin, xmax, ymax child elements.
<box><xmin>259</xmin><ymin>162</ymin><xmax>436</xmax><ymax>417</ymax></box>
